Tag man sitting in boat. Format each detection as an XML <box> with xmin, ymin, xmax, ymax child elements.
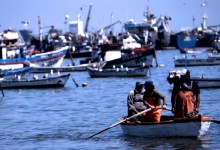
<box><xmin>171</xmin><ymin>69</ymin><xmax>200</xmax><ymax>118</ymax></box>
<box><xmin>143</xmin><ymin>80</ymin><xmax>167</xmax><ymax>122</ymax></box>
<box><xmin>127</xmin><ymin>82</ymin><xmax>146</xmax><ymax>122</ymax></box>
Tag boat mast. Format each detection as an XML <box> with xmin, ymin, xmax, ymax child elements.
<box><xmin>192</xmin><ymin>16</ymin><xmax>195</xmax><ymax>29</ymax></box>
<box><xmin>201</xmin><ymin>1</ymin><xmax>208</xmax><ymax>30</ymax></box>
<box><xmin>146</xmin><ymin>0</ymin><xmax>150</xmax><ymax>22</ymax></box>
<box><xmin>143</xmin><ymin>0</ymin><xmax>151</xmax><ymax>45</ymax></box>
<box><xmin>38</xmin><ymin>16</ymin><xmax>43</xmax><ymax>53</ymax></box>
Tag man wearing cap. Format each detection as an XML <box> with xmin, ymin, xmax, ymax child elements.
<box><xmin>143</xmin><ymin>80</ymin><xmax>167</xmax><ymax>122</ymax></box>
<box><xmin>127</xmin><ymin>81</ymin><xmax>146</xmax><ymax>122</ymax></box>
<box><xmin>171</xmin><ymin>69</ymin><xmax>200</xmax><ymax>118</ymax></box>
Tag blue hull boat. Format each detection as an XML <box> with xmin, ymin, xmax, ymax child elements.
<box><xmin>177</xmin><ymin>33</ymin><xmax>197</xmax><ymax>49</ymax></box>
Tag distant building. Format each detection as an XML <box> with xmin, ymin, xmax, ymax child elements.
<box><xmin>69</xmin><ymin>20</ymin><xmax>84</xmax><ymax>36</ymax></box>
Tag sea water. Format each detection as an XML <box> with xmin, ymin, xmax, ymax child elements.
<box><xmin>0</xmin><ymin>49</ymin><xmax>220</xmax><ymax>150</ymax></box>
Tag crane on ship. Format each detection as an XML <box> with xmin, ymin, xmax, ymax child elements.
<box><xmin>96</xmin><ymin>20</ymin><xmax>122</xmax><ymax>35</ymax></box>
<box><xmin>84</xmin><ymin>3</ymin><xmax>93</xmax><ymax>34</ymax></box>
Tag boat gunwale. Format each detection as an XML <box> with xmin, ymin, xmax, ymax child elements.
<box><xmin>121</xmin><ymin>115</ymin><xmax>212</xmax><ymax>126</ymax></box>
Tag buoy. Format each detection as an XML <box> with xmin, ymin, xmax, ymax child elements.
<box><xmin>82</xmin><ymin>82</ymin><xmax>87</xmax><ymax>87</ymax></box>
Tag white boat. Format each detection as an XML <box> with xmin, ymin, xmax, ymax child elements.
<box><xmin>0</xmin><ymin>73</ymin><xmax>70</xmax><ymax>89</ymax></box>
<box><xmin>120</xmin><ymin>115</ymin><xmax>211</xmax><ymax>138</ymax></box>
<box><xmin>87</xmin><ymin>66</ymin><xmax>149</xmax><ymax>77</ymax></box>
<box><xmin>27</xmin><ymin>46</ymin><xmax>68</xmax><ymax>67</ymax></box>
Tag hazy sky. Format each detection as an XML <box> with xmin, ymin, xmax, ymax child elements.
<box><xmin>0</xmin><ymin>0</ymin><xmax>219</xmax><ymax>35</ymax></box>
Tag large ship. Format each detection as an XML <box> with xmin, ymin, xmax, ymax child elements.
<box><xmin>123</xmin><ymin>2</ymin><xmax>171</xmax><ymax>49</ymax></box>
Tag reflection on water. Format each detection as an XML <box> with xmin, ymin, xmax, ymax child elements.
<box><xmin>122</xmin><ymin>136</ymin><xmax>211</xmax><ymax>150</ymax></box>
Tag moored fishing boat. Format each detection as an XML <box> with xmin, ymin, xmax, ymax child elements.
<box><xmin>0</xmin><ymin>29</ymin><xmax>68</xmax><ymax>69</ymax></box>
<box><xmin>174</xmin><ymin>55</ymin><xmax>220</xmax><ymax>67</ymax></box>
<box><xmin>0</xmin><ymin>73</ymin><xmax>70</xmax><ymax>89</ymax></box>
<box><xmin>177</xmin><ymin>31</ymin><xmax>197</xmax><ymax>50</ymax></box>
<box><xmin>0</xmin><ymin>46</ymin><xmax>68</xmax><ymax>69</ymax></box>
<box><xmin>80</xmin><ymin>47</ymin><xmax>157</xmax><ymax>68</ymax></box>
<box><xmin>102</xmin><ymin>48</ymin><xmax>156</xmax><ymax>68</ymax></box>
<box><xmin>191</xmin><ymin>76</ymin><xmax>220</xmax><ymax>88</ymax></box>
<box><xmin>179</xmin><ymin>47</ymin><xmax>214</xmax><ymax>54</ymax></box>
<box><xmin>87</xmin><ymin>66</ymin><xmax>149</xmax><ymax>77</ymax></box>
<box><xmin>27</xmin><ymin>46</ymin><xmax>68</xmax><ymax>67</ymax></box>
<box><xmin>120</xmin><ymin>115</ymin><xmax>211</xmax><ymax>138</ymax></box>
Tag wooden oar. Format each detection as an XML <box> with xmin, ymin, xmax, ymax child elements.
<box><xmin>204</xmin><ymin>117</ymin><xmax>220</xmax><ymax>124</ymax></box>
<box><xmin>86</xmin><ymin>108</ymin><xmax>153</xmax><ymax>139</ymax></box>
<box><xmin>211</xmin><ymin>120</ymin><xmax>220</xmax><ymax>124</ymax></box>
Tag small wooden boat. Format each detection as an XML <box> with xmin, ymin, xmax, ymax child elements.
<box><xmin>87</xmin><ymin>66</ymin><xmax>149</xmax><ymax>77</ymax></box>
<box><xmin>179</xmin><ymin>47</ymin><xmax>214</xmax><ymax>54</ymax></box>
<box><xmin>0</xmin><ymin>73</ymin><xmax>70</xmax><ymax>89</ymax></box>
<box><xmin>120</xmin><ymin>115</ymin><xmax>211</xmax><ymax>138</ymax></box>
<box><xmin>174</xmin><ymin>55</ymin><xmax>220</xmax><ymax>67</ymax></box>
<box><xmin>191</xmin><ymin>76</ymin><xmax>220</xmax><ymax>88</ymax></box>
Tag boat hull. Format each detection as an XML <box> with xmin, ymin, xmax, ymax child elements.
<box><xmin>1</xmin><ymin>73</ymin><xmax>70</xmax><ymax>89</ymax></box>
<box><xmin>104</xmin><ymin>49</ymin><xmax>155</xmax><ymax>68</ymax></box>
<box><xmin>0</xmin><ymin>46</ymin><xmax>68</xmax><ymax>69</ymax></box>
<box><xmin>27</xmin><ymin>46</ymin><xmax>68</xmax><ymax>67</ymax></box>
<box><xmin>174</xmin><ymin>58</ymin><xmax>220</xmax><ymax>67</ymax></box>
<box><xmin>192</xmin><ymin>77</ymin><xmax>220</xmax><ymax>88</ymax></box>
<box><xmin>177</xmin><ymin>34</ymin><xmax>197</xmax><ymax>49</ymax></box>
<box><xmin>87</xmin><ymin>67</ymin><xmax>148</xmax><ymax>77</ymax></box>
<box><xmin>120</xmin><ymin>116</ymin><xmax>211</xmax><ymax>138</ymax></box>
<box><xmin>179</xmin><ymin>48</ymin><xmax>213</xmax><ymax>54</ymax></box>
<box><xmin>31</xmin><ymin>63</ymin><xmax>95</xmax><ymax>73</ymax></box>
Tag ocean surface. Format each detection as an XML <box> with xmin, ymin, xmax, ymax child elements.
<box><xmin>0</xmin><ymin>49</ymin><xmax>220</xmax><ymax>150</ymax></box>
